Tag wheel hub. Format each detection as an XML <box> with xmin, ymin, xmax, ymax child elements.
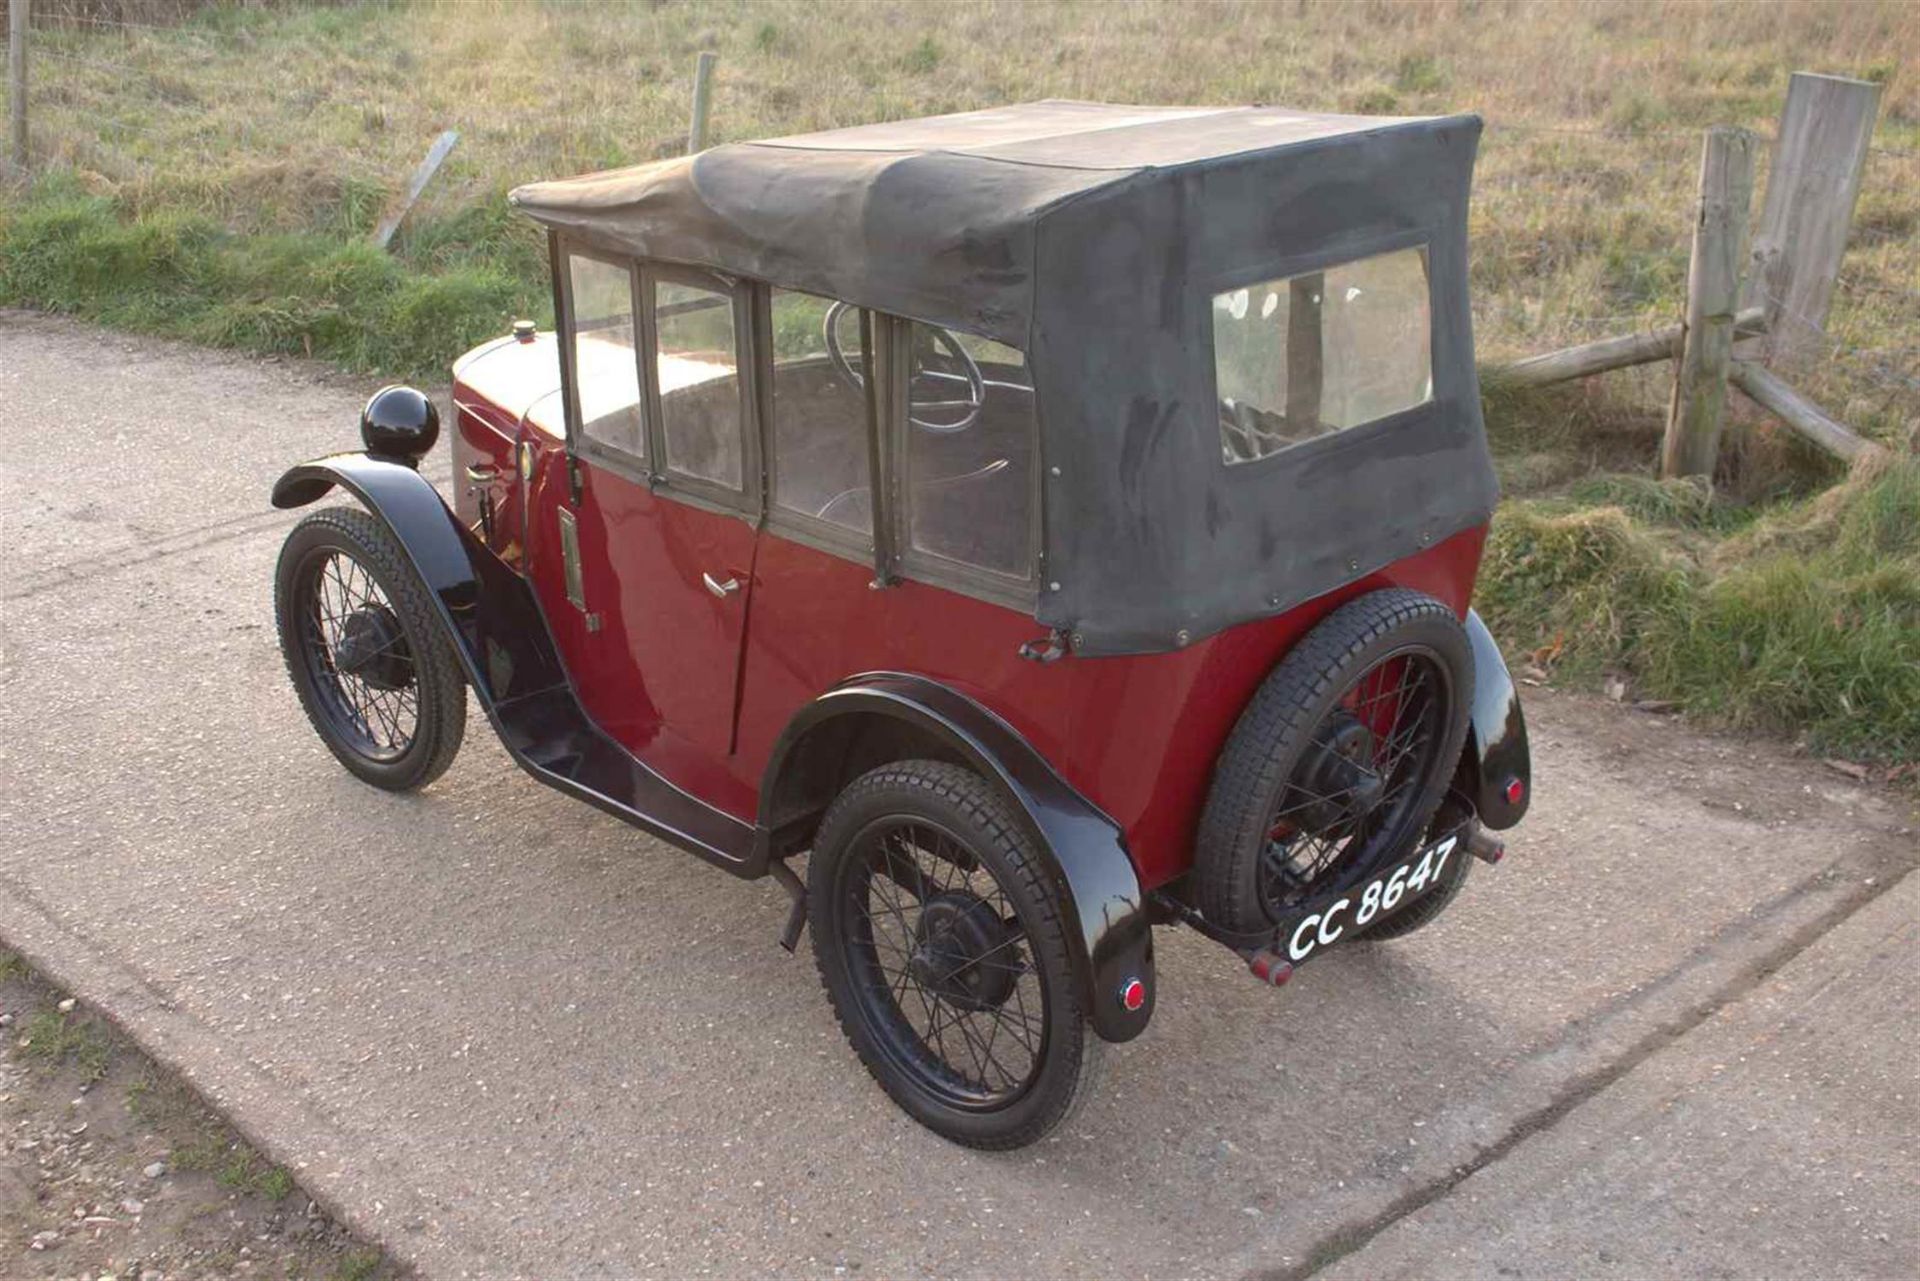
<box><xmin>332</xmin><ymin>605</ymin><xmax>410</xmax><ymax>691</ymax></box>
<box><xmin>909</xmin><ymin>892</ymin><xmax>1019</xmax><ymax>1012</ymax></box>
<box><xmin>1288</xmin><ymin>711</ymin><xmax>1385</xmax><ymax>830</ymax></box>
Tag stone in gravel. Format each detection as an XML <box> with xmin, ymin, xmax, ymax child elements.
<box><xmin>56</xmin><ymin>997</ymin><xmax>77</xmax><ymax>1013</ymax></box>
<box><xmin>0</xmin><ymin>1011</ymin><xmax>14</xmax><ymax>1026</ymax></box>
<box><xmin>143</xmin><ymin>1161</ymin><xmax>167</xmax><ymax>1179</ymax></box>
<box><xmin>121</xmin><ymin>1197</ymin><xmax>145</xmax><ymax>1216</ymax></box>
<box><xmin>29</xmin><ymin>1228</ymin><xmax>60</xmax><ymax>1250</ymax></box>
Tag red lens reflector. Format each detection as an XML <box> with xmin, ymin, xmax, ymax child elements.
<box><xmin>1119</xmin><ymin>978</ymin><xmax>1146</xmax><ymax>1012</ymax></box>
<box><xmin>1504</xmin><ymin>777</ymin><xmax>1526</xmax><ymax>806</ymax></box>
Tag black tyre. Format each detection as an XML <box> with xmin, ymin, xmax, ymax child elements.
<box><xmin>274</xmin><ymin>506</ymin><xmax>467</xmax><ymax>792</ymax></box>
<box><xmin>1195</xmin><ymin>589</ymin><xmax>1474</xmax><ymax>934</ymax></box>
<box><xmin>1358</xmin><ymin>799</ymin><xmax>1474</xmax><ymax>941</ymax></box>
<box><xmin>809</xmin><ymin>761</ymin><xmax>1101</xmax><ymax>1149</ymax></box>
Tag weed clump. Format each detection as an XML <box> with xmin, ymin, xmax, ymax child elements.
<box><xmin>1478</xmin><ymin>502</ymin><xmax>1695</xmax><ymax>680</ymax></box>
<box><xmin>19</xmin><ymin>1008</ymin><xmax>113</xmax><ymax>1082</ymax></box>
<box><xmin>1480</xmin><ymin>458</ymin><xmax>1920</xmax><ymax>762</ymax></box>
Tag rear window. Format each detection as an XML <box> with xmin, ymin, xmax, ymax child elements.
<box><xmin>1212</xmin><ymin>246</ymin><xmax>1433</xmax><ymax>466</ymax></box>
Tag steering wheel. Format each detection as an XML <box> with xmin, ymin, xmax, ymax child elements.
<box><xmin>824</xmin><ymin>301</ymin><xmax>986</xmax><ymax>434</ymax></box>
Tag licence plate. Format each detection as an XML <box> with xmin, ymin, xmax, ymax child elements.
<box><xmin>1269</xmin><ymin>831</ymin><xmax>1463</xmax><ymax>967</ymax></box>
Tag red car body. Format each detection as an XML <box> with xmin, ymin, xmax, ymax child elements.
<box><xmin>450</xmin><ymin>331</ymin><xmax>1488</xmax><ymax>891</ymax></box>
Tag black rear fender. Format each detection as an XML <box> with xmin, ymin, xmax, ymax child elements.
<box><xmin>1456</xmin><ymin>609</ymin><xmax>1531</xmax><ymax>830</ymax></box>
<box><xmin>763</xmin><ymin>675</ymin><xmax>1155</xmax><ymax>1043</ymax></box>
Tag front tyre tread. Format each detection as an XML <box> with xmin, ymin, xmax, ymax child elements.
<box><xmin>274</xmin><ymin>505</ymin><xmax>467</xmax><ymax>792</ymax></box>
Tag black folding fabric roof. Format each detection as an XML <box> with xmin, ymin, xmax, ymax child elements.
<box><xmin>510</xmin><ymin>100</ymin><xmax>1444</xmax><ymax>345</ymax></box>
<box><xmin>513</xmin><ymin>102</ymin><xmax>1499</xmax><ymax>655</ymax></box>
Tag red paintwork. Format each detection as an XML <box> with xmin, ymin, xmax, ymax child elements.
<box><xmin>450</xmin><ymin>333</ymin><xmax>558</xmax><ymax>566</ymax></box>
<box><xmin>451</xmin><ymin>336</ymin><xmax>1487</xmax><ymax>890</ymax></box>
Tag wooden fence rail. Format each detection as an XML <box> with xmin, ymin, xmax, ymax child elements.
<box><xmin>1494</xmin><ymin>70</ymin><xmax>1888</xmax><ymax>474</ymax></box>
<box><xmin>1497</xmin><ymin>308</ymin><xmax>1767</xmax><ymax>388</ymax></box>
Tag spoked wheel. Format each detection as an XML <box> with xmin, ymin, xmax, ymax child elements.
<box><xmin>810</xmin><ymin>761</ymin><xmax>1099</xmax><ymax>1149</ymax></box>
<box><xmin>274</xmin><ymin>506</ymin><xmax>466</xmax><ymax>792</ymax></box>
<box><xmin>1196</xmin><ymin>590</ymin><xmax>1474</xmax><ymax>933</ymax></box>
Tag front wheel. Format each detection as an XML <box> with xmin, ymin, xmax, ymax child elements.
<box><xmin>274</xmin><ymin>506</ymin><xmax>467</xmax><ymax>792</ymax></box>
<box><xmin>809</xmin><ymin>761</ymin><xmax>1101</xmax><ymax>1149</ymax></box>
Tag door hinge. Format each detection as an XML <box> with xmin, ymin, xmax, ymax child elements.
<box><xmin>1018</xmin><ymin>628</ymin><xmax>1070</xmax><ymax>664</ymax></box>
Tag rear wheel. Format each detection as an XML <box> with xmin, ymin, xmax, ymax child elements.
<box><xmin>809</xmin><ymin>761</ymin><xmax>1100</xmax><ymax>1149</ymax></box>
<box><xmin>1195</xmin><ymin>589</ymin><xmax>1473</xmax><ymax>934</ymax></box>
<box><xmin>1359</xmin><ymin>799</ymin><xmax>1475</xmax><ymax>941</ymax></box>
<box><xmin>275</xmin><ymin>506</ymin><xmax>466</xmax><ymax>792</ymax></box>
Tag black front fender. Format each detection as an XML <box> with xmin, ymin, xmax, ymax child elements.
<box><xmin>271</xmin><ymin>452</ymin><xmax>756</xmax><ymax>868</ymax></box>
<box><xmin>273</xmin><ymin>454</ymin><xmax>540</xmax><ymax>706</ymax></box>
<box><xmin>1459</xmin><ymin>609</ymin><xmax>1531</xmax><ymax>829</ymax></box>
<box><xmin>762</xmin><ymin>675</ymin><xmax>1155</xmax><ymax>1043</ymax></box>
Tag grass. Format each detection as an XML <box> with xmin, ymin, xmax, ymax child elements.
<box><xmin>167</xmin><ymin>1128</ymin><xmax>297</xmax><ymax>1199</ymax></box>
<box><xmin>0</xmin><ymin>171</ymin><xmax>536</xmax><ymax>378</ymax></box>
<box><xmin>18</xmin><ymin>1007</ymin><xmax>114</xmax><ymax>1082</ymax></box>
<box><xmin>332</xmin><ymin>1249</ymin><xmax>386</xmax><ymax>1281</ymax></box>
<box><xmin>2</xmin><ymin>0</ymin><xmax>1917</xmax><ymax>761</ymax></box>
<box><xmin>1478</xmin><ymin>455</ymin><xmax>1920</xmax><ymax>761</ymax></box>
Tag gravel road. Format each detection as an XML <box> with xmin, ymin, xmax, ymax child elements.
<box><xmin>2</xmin><ymin>311</ymin><xmax>1915</xmax><ymax>1279</ymax></box>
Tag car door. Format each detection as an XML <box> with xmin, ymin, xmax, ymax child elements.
<box><xmin>543</xmin><ymin>248</ymin><xmax>762</xmax><ymax>817</ymax></box>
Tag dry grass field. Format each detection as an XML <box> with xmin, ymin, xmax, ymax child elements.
<box><xmin>3</xmin><ymin>0</ymin><xmax>1917</xmax><ymax>760</ymax></box>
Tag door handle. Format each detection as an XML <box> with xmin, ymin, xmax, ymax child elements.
<box><xmin>465</xmin><ymin>462</ymin><xmax>498</xmax><ymax>482</ymax></box>
<box><xmin>702</xmin><ymin>572</ymin><xmax>740</xmax><ymax>599</ymax></box>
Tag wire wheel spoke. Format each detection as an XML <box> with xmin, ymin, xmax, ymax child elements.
<box><xmin>1259</xmin><ymin>647</ymin><xmax>1451</xmax><ymax>915</ymax></box>
<box><xmin>846</xmin><ymin>818</ymin><xmax>1045</xmax><ymax>1106</ymax></box>
<box><xmin>297</xmin><ymin>549</ymin><xmax>420</xmax><ymax>762</ymax></box>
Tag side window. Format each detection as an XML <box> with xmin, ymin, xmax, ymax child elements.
<box><xmin>1213</xmin><ymin>245</ymin><xmax>1432</xmax><ymax>465</ymax></box>
<box><xmin>567</xmin><ymin>254</ymin><xmax>645</xmax><ymax>460</ymax></box>
<box><xmin>903</xmin><ymin>323</ymin><xmax>1035</xmax><ymax>582</ymax></box>
<box><xmin>654</xmin><ymin>278</ymin><xmax>743</xmax><ymax>489</ymax></box>
<box><xmin>769</xmin><ymin>289</ymin><xmax>872</xmax><ymax>536</ymax></box>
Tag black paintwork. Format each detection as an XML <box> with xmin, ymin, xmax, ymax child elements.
<box><xmin>359</xmin><ymin>385</ymin><xmax>442</xmax><ymax>462</ymax></box>
<box><xmin>761</xmin><ymin>675</ymin><xmax>1155</xmax><ymax>1043</ymax></box>
<box><xmin>273</xmin><ymin>453</ymin><xmax>1154</xmax><ymax>1040</ymax></box>
<box><xmin>1459</xmin><ymin>609</ymin><xmax>1531</xmax><ymax>830</ymax></box>
<box><xmin>272</xmin><ymin>453</ymin><xmax>758</xmax><ymax>870</ymax></box>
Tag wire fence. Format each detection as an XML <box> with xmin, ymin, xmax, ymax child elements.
<box><xmin>6</xmin><ymin>11</ymin><xmax>1919</xmax><ymax>439</ymax></box>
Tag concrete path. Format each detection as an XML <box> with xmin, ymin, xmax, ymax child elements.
<box><xmin>2</xmin><ymin>312</ymin><xmax>1915</xmax><ymax>1279</ymax></box>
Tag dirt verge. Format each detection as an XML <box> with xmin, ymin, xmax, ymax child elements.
<box><xmin>2</xmin><ymin>952</ymin><xmax>400</xmax><ymax>1281</ymax></box>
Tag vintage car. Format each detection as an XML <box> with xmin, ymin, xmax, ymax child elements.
<box><xmin>270</xmin><ymin>101</ymin><xmax>1530</xmax><ymax>1149</ymax></box>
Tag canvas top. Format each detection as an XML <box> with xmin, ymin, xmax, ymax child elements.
<box><xmin>508</xmin><ymin>101</ymin><xmax>1460</xmax><ymax>346</ymax></box>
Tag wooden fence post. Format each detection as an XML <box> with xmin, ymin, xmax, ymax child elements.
<box><xmin>1740</xmin><ymin>71</ymin><xmax>1881</xmax><ymax>366</ymax></box>
<box><xmin>370</xmin><ymin>129</ymin><xmax>459</xmax><ymax>251</ymax></box>
<box><xmin>8</xmin><ymin>0</ymin><xmax>27</xmax><ymax>171</ymax></box>
<box><xmin>1661</xmin><ymin>126</ymin><xmax>1756</xmax><ymax>479</ymax></box>
<box><xmin>688</xmin><ymin>51</ymin><xmax>717</xmax><ymax>153</ymax></box>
